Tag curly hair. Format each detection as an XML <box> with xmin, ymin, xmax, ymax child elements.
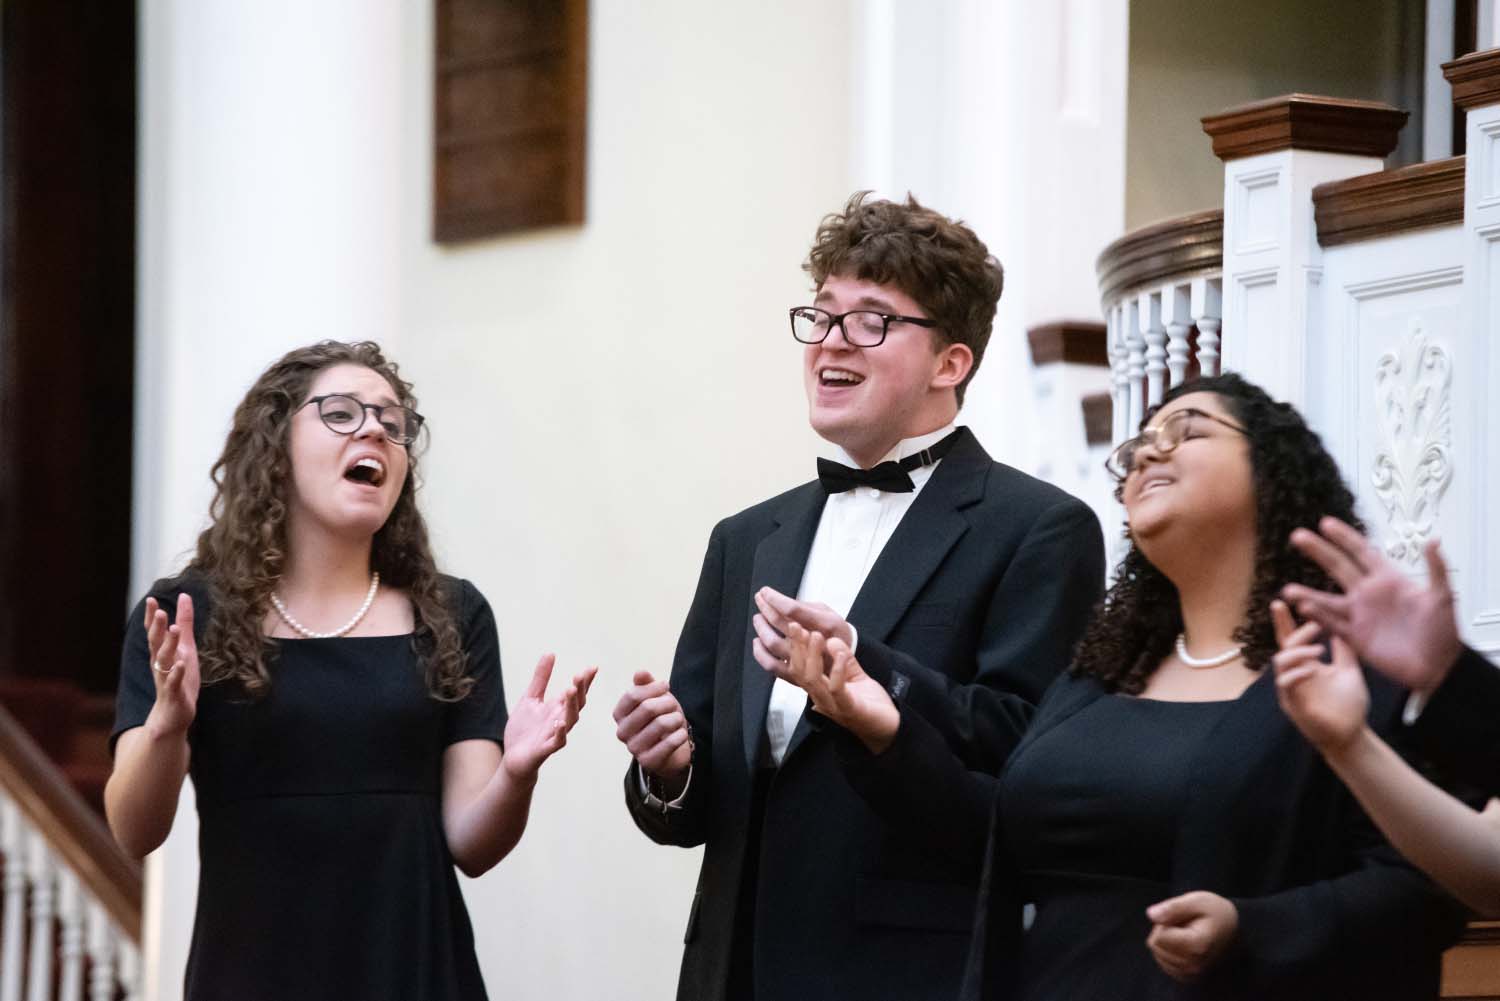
<box><xmin>189</xmin><ymin>341</ymin><xmax>472</xmax><ymax>702</ymax></box>
<box><xmin>1071</xmin><ymin>372</ymin><xmax>1362</xmax><ymax>694</ymax></box>
<box><xmin>803</xmin><ymin>191</ymin><xmax>1004</xmax><ymax>406</ymax></box>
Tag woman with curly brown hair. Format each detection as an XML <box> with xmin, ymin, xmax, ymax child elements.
<box><xmin>105</xmin><ymin>341</ymin><xmax>594</xmax><ymax>1001</ymax></box>
<box><xmin>770</xmin><ymin>373</ymin><xmax>1465</xmax><ymax>1000</ymax></box>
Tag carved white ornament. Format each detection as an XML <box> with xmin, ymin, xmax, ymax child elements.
<box><xmin>1371</xmin><ymin>323</ymin><xmax>1453</xmax><ymax>564</ymax></box>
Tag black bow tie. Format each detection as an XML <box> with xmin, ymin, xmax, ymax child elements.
<box><xmin>817</xmin><ymin>429</ymin><xmax>963</xmax><ymax>494</ymax></box>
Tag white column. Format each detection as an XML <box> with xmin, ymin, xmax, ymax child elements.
<box><xmin>1124</xmin><ymin>298</ymin><xmax>1145</xmax><ymax>432</ymax></box>
<box><xmin>85</xmin><ymin>905</ymin><xmax>116</xmax><ymax>1001</ymax></box>
<box><xmin>1190</xmin><ymin>276</ymin><xmax>1223</xmax><ymax>377</ymax></box>
<box><xmin>1457</xmin><ymin>79</ymin><xmax>1500</xmax><ymax>656</ymax></box>
<box><xmin>1138</xmin><ymin>289</ymin><xmax>1167</xmax><ymax>406</ymax></box>
<box><xmin>0</xmin><ymin>799</ymin><xmax>25</xmax><ymax>1001</ymax></box>
<box><xmin>1161</xmin><ymin>282</ymin><xmax>1193</xmax><ymax>388</ymax></box>
<box><xmin>134</xmin><ymin>2</ymin><xmax>407</xmax><ymax>996</ymax></box>
<box><xmin>57</xmin><ymin>870</ymin><xmax>86</xmax><ymax>1001</ymax></box>
<box><xmin>24</xmin><ymin>832</ymin><xmax>54</xmax><ymax>1001</ymax></box>
<box><xmin>1219</xmin><ymin>147</ymin><xmax>1387</xmax><ymax>408</ymax></box>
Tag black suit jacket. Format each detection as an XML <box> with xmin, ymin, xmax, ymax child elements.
<box><xmin>846</xmin><ymin>668</ymin><xmax>1468</xmax><ymax>1001</ymax></box>
<box><xmin>1412</xmin><ymin>645</ymin><xmax>1500</xmax><ymax>794</ymax></box>
<box><xmin>623</xmin><ymin>429</ymin><xmax>1105</xmax><ymax>1001</ymax></box>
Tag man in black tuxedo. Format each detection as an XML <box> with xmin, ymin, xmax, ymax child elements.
<box><xmin>611</xmin><ymin>193</ymin><xmax>1104</xmax><ymax>1001</ymax></box>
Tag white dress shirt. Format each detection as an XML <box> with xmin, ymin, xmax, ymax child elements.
<box><xmin>764</xmin><ymin>423</ymin><xmax>957</xmax><ymax>765</ymax></box>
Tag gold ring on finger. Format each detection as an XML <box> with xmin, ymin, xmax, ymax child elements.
<box><xmin>152</xmin><ymin>659</ymin><xmax>171</xmax><ymax>675</ymax></box>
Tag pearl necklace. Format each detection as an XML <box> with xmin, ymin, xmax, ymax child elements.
<box><xmin>1174</xmin><ymin>633</ymin><xmax>1243</xmax><ymax>669</ymax></box>
<box><xmin>270</xmin><ymin>572</ymin><xmax>380</xmax><ymax>639</ymax></box>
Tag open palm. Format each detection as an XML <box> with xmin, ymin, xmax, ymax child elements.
<box><xmin>1284</xmin><ymin>518</ymin><xmax>1461</xmax><ymax>692</ymax></box>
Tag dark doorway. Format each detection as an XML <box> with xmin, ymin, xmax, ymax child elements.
<box><xmin>1</xmin><ymin>2</ymin><xmax>137</xmax><ymax>697</ymax></box>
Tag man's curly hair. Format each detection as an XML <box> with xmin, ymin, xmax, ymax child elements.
<box><xmin>189</xmin><ymin>340</ymin><xmax>472</xmax><ymax>702</ymax></box>
<box><xmin>1071</xmin><ymin>372</ymin><xmax>1362</xmax><ymax>694</ymax></box>
<box><xmin>803</xmin><ymin>191</ymin><xmax>1004</xmax><ymax>406</ymax></box>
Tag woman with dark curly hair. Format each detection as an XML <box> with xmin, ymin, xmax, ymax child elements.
<box><xmin>105</xmin><ymin>341</ymin><xmax>595</xmax><ymax>1001</ymax></box>
<box><xmin>769</xmin><ymin>373</ymin><xmax>1464</xmax><ymax>1000</ymax></box>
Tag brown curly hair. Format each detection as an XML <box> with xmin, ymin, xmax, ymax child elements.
<box><xmin>189</xmin><ymin>341</ymin><xmax>472</xmax><ymax>701</ymax></box>
<box><xmin>1071</xmin><ymin>373</ymin><xmax>1362</xmax><ymax>694</ymax></box>
<box><xmin>803</xmin><ymin>191</ymin><xmax>1004</xmax><ymax>406</ymax></box>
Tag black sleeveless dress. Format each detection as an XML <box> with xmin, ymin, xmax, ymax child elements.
<box><xmin>111</xmin><ymin>574</ymin><xmax>506</xmax><ymax>1001</ymax></box>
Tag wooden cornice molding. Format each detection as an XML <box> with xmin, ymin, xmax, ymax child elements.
<box><xmin>1027</xmin><ymin>320</ymin><xmax>1108</xmax><ymax>368</ymax></box>
<box><xmin>1081</xmin><ymin>392</ymin><xmax>1113</xmax><ymax>447</ymax></box>
<box><xmin>1312</xmin><ymin>156</ymin><xmax>1466</xmax><ymax>247</ymax></box>
<box><xmin>1201</xmin><ymin>94</ymin><xmax>1408</xmax><ymax>161</ymax></box>
<box><xmin>1443</xmin><ymin>47</ymin><xmax>1500</xmax><ymax>110</ymax></box>
<box><xmin>1096</xmin><ymin>209</ymin><xmax>1223</xmax><ymax>307</ymax></box>
<box><xmin>0</xmin><ymin>704</ymin><xmax>141</xmax><ymax>940</ymax></box>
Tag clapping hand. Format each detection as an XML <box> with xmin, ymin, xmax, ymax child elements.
<box><xmin>1284</xmin><ymin>517</ymin><xmax>1462</xmax><ymax>694</ymax></box>
<box><xmin>1271</xmin><ymin>599</ymin><xmax>1369</xmax><ymax>755</ymax></box>
<box><xmin>501</xmin><ymin>654</ymin><xmax>596</xmax><ymax>782</ymax></box>
<box><xmin>766</xmin><ymin>621</ymin><xmax>900</xmax><ymax>754</ymax></box>
<box><xmin>143</xmin><ymin>594</ymin><xmax>201</xmax><ymax>738</ymax></box>
<box><xmin>612</xmin><ymin>671</ymin><xmax>693</xmax><ymax>789</ymax></box>
<box><xmin>750</xmin><ymin>587</ymin><xmax>855</xmax><ymax>675</ymax></box>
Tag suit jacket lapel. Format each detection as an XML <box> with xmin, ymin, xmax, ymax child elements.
<box><xmin>843</xmin><ymin>428</ymin><xmax>987</xmax><ymax>645</ymax></box>
<box><xmin>783</xmin><ymin>429</ymin><xmax>988</xmax><ymax>761</ymax></box>
<box><xmin>742</xmin><ymin>483</ymin><xmax>827</xmax><ymax>769</ymax></box>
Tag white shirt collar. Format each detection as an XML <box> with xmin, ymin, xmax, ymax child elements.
<box><xmin>831</xmin><ymin>422</ymin><xmax>960</xmax><ymax>469</ymax></box>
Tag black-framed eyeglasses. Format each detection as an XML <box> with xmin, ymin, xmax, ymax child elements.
<box><xmin>789</xmin><ymin>306</ymin><xmax>938</xmax><ymax>348</ymax></box>
<box><xmin>1106</xmin><ymin>407</ymin><xmax>1247</xmax><ymax>480</ymax></box>
<box><xmin>303</xmin><ymin>394</ymin><xmax>425</xmax><ymax>447</ymax></box>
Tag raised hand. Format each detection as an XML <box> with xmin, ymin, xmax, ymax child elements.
<box><xmin>612</xmin><ymin>670</ymin><xmax>692</xmax><ymax>788</ymax></box>
<box><xmin>501</xmin><ymin>654</ymin><xmax>597</xmax><ymax>782</ymax></box>
<box><xmin>1271</xmin><ymin>599</ymin><xmax>1370</xmax><ymax>755</ymax></box>
<box><xmin>1284</xmin><ymin>517</ymin><xmax>1462</xmax><ymax>693</ymax></box>
<box><xmin>1145</xmin><ymin>891</ymin><xmax>1238</xmax><ymax>982</ymax></box>
<box><xmin>750</xmin><ymin>587</ymin><xmax>855</xmax><ymax>675</ymax></box>
<box><xmin>143</xmin><ymin>594</ymin><xmax>201</xmax><ymax>738</ymax></box>
<box><xmin>768</xmin><ymin>621</ymin><xmax>900</xmax><ymax>754</ymax></box>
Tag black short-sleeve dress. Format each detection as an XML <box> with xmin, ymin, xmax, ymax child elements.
<box><xmin>111</xmin><ymin>573</ymin><xmax>507</xmax><ymax>1001</ymax></box>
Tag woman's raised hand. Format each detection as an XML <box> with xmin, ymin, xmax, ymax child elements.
<box><xmin>501</xmin><ymin>654</ymin><xmax>597</xmax><ymax>782</ymax></box>
<box><xmin>143</xmin><ymin>594</ymin><xmax>201</xmax><ymax>738</ymax></box>
<box><xmin>1271</xmin><ymin>598</ymin><xmax>1369</xmax><ymax>755</ymax></box>
<box><xmin>1284</xmin><ymin>517</ymin><xmax>1462</xmax><ymax>694</ymax></box>
<box><xmin>769</xmin><ymin>622</ymin><xmax>900</xmax><ymax>754</ymax></box>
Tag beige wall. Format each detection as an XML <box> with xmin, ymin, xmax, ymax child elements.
<box><xmin>392</xmin><ymin>3</ymin><xmax>852</xmax><ymax>999</ymax></box>
<box><xmin>1126</xmin><ymin>0</ymin><xmax>1424</xmax><ymax>229</ymax></box>
<box><xmin>135</xmin><ymin>1</ymin><xmax>853</xmax><ymax>999</ymax></box>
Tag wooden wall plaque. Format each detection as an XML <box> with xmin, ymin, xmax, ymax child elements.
<box><xmin>433</xmin><ymin>0</ymin><xmax>587</xmax><ymax>242</ymax></box>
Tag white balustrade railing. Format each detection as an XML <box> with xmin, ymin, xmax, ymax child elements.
<box><xmin>0</xmin><ymin>791</ymin><xmax>140</xmax><ymax>1001</ymax></box>
<box><xmin>1103</xmin><ymin>271</ymin><xmax>1224</xmax><ymax>448</ymax></box>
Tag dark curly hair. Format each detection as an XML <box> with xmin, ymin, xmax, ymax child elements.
<box><xmin>1071</xmin><ymin>372</ymin><xmax>1362</xmax><ymax>694</ymax></box>
<box><xmin>803</xmin><ymin>191</ymin><xmax>1004</xmax><ymax>406</ymax></box>
<box><xmin>189</xmin><ymin>341</ymin><xmax>472</xmax><ymax>702</ymax></box>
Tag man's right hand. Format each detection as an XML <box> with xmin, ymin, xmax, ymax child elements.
<box><xmin>612</xmin><ymin>670</ymin><xmax>692</xmax><ymax>793</ymax></box>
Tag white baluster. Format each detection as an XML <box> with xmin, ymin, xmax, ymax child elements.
<box><xmin>85</xmin><ymin>904</ymin><xmax>116</xmax><ymax>1001</ymax></box>
<box><xmin>1124</xmin><ymin>298</ymin><xmax>1145</xmax><ymax>433</ymax></box>
<box><xmin>1190</xmin><ymin>276</ymin><xmax>1223</xmax><ymax>378</ymax></box>
<box><xmin>118</xmin><ymin>943</ymin><xmax>142</xmax><ymax>1001</ymax></box>
<box><xmin>1138</xmin><ymin>289</ymin><xmax>1166</xmax><ymax>407</ymax></box>
<box><xmin>57</xmin><ymin>870</ymin><xmax>85</xmax><ymax>1001</ymax></box>
<box><xmin>1161</xmin><ymin>282</ymin><xmax>1192</xmax><ymax>389</ymax></box>
<box><xmin>1</xmin><ymin>798</ymin><xmax>26</xmax><ymax>1001</ymax></box>
<box><xmin>24</xmin><ymin>832</ymin><xmax>55</xmax><ymax>1001</ymax></box>
<box><xmin>1107</xmin><ymin>304</ymin><xmax>1126</xmax><ymax>444</ymax></box>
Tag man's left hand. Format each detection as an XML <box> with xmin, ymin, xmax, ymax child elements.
<box><xmin>750</xmin><ymin>587</ymin><xmax>855</xmax><ymax>675</ymax></box>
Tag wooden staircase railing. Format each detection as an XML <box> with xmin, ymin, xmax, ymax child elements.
<box><xmin>0</xmin><ymin>700</ymin><xmax>141</xmax><ymax>1000</ymax></box>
